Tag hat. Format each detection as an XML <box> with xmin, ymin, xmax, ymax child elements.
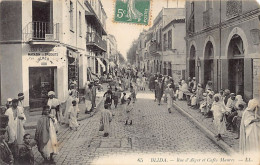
<box><xmin>193</xmin><ymin>77</ymin><xmax>196</xmax><ymax>80</ymax></box>
<box><xmin>48</xmin><ymin>91</ymin><xmax>55</xmax><ymax>96</ymax></box>
<box><xmin>167</xmin><ymin>84</ymin><xmax>171</xmax><ymax>87</ymax></box>
<box><xmin>7</xmin><ymin>98</ymin><xmax>12</xmax><ymax>102</ymax></box>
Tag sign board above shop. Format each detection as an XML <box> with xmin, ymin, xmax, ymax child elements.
<box><xmin>28</xmin><ymin>52</ymin><xmax>58</xmax><ymax>56</ymax></box>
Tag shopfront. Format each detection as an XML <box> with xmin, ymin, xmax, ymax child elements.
<box><xmin>22</xmin><ymin>44</ymin><xmax>68</xmax><ymax>108</ymax></box>
<box><xmin>29</xmin><ymin>67</ymin><xmax>56</xmax><ymax>108</ymax></box>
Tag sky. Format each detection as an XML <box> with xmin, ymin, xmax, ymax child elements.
<box><xmin>101</xmin><ymin>0</ymin><xmax>185</xmax><ymax>59</ymax></box>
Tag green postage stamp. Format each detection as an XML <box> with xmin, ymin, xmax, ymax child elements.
<box><xmin>114</xmin><ymin>0</ymin><xmax>151</xmax><ymax>25</ymax></box>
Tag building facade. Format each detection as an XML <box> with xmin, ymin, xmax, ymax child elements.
<box><xmin>186</xmin><ymin>0</ymin><xmax>260</xmax><ymax>101</ymax></box>
<box><xmin>107</xmin><ymin>34</ymin><xmax>118</xmax><ymax>73</ymax></box>
<box><xmin>139</xmin><ymin>8</ymin><xmax>186</xmax><ymax>80</ymax></box>
<box><xmin>0</xmin><ymin>0</ymin><xmax>107</xmax><ymax>108</ymax></box>
<box><xmin>162</xmin><ymin>14</ymin><xmax>186</xmax><ymax>82</ymax></box>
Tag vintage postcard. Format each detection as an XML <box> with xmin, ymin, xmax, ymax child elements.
<box><xmin>0</xmin><ymin>0</ymin><xmax>260</xmax><ymax>165</ymax></box>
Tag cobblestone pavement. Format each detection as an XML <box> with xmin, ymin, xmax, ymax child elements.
<box><xmin>32</xmin><ymin>89</ymin><xmax>226</xmax><ymax>165</ymax></box>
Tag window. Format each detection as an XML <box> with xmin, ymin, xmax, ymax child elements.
<box><xmin>191</xmin><ymin>1</ymin><xmax>194</xmax><ymax>13</ymax></box>
<box><xmin>168</xmin><ymin>30</ymin><xmax>172</xmax><ymax>50</ymax></box>
<box><xmin>163</xmin><ymin>33</ymin><xmax>167</xmax><ymax>51</ymax></box>
<box><xmin>70</xmin><ymin>1</ymin><xmax>74</xmax><ymax>31</ymax></box>
<box><xmin>79</xmin><ymin>11</ymin><xmax>82</xmax><ymax>36</ymax></box>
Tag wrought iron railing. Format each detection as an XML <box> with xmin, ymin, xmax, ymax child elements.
<box><xmin>149</xmin><ymin>41</ymin><xmax>162</xmax><ymax>54</ymax></box>
<box><xmin>203</xmin><ymin>8</ymin><xmax>213</xmax><ymax>28</ymax></box>
<box><xmin>86</xmin><ymin>32</ymin><xmax>107</xmax><ymax>51</ymax></box>
<box><xmin>23</xmin><ymin>21</ymin><xmax>59</xmax><ymax>41</ymax></box>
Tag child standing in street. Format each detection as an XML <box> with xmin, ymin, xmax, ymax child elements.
<box><xmin>68</xmin><ymin>100</ymin><xmax>79</xmax><ymax>131</ymax></box>
<box><xmin>112</xmin><ymin>88</ymin><xmax>121</xmax><ymax>108</ymax></box>
<box><xmin>130</xmin><ymin>86</ymin><xmax>136</xmax><ymax>103</ymax></box>
<box><xmin>165</xmin><ymin>84</ymin><xmax>174</xmax><ymax>113</ymax></box>
<box><xmin>125</xmin><ymin>97</ymin><xmax>134</xmax><ymax>125</ymax></box>
<box><xmin>211</xmin><ymin>94</ymin><xmax>227</xmax><ymax>141</ymax></box>
<box><xmin>100</xmin><ymin>104</ymin><xmax>112</xmax><ymax>137</ymax></box>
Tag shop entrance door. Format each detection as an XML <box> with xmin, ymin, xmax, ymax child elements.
<box><xmin>228</xmin><ymin>59</ymin><xmax>244</xmax><ymax>96</ymax></box>
<box><xmin>29</xmin><ymin>67</ymin><xmax>55</xmax><ymax>109</ymax></box>
<box><xmin>204</xmin><ymin>59</ymin><xmax>214</xmax><ymax>85</ymax></box>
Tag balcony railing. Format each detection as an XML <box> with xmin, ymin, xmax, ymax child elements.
<box><xmin>23</xmin><ymin>21</ymin><xmax>59</xmax><ymax>42</ymax></box>
<box><xmin>203</xmin><ymin>8</ymin><xmax>213</xmax><ymax>28</ymax></box>
<box><xmin>86</xmin><ymin>32</ymin><xmax>107</xmax><ymax>52</ymax></box>
<box><xmin>149</xmin><ymin>41</ymin><xmax>162</xmax><ymax>54</ymax></box>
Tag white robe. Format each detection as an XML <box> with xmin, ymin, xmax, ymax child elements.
<box><xmin>100</xmin><ymin>109</ymin><xmax>112</xmax><ymax>134</ymax></box>
<box><xmin>211</xmin><ymin>102</ymin><xmax>226</xmax><ymax>134</ymax></box>
<box><xmin>5</xmin><ymin>107</ymin><xmax>26</xmax><ymax>144</ymax></box>
<box><xmin>68</xmin><ymin>106</ymin><xmax>79</xmax><ymax>128</ymax></box>
<box><xmin>42</xmin><ymin>119</ymin><xmax>58</xmax><ymax>158</ymax></box>
<box><xmin>240</xmin><ymin>109</ymin><xmax>260</xmax><ymax>155</ymax></box>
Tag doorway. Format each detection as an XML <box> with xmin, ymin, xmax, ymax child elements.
<box><xmin>228</xmin><ymin>59</ymin><xmax>244</xmax><ymax>95</ymax></box>
<box><xmin>204</xmin><ymin>41</ymin><xmax>214</xmax><ymax>85</ymax></box>
<box><xmin>227</xmin><ymin>34</ymin><xmax>245</xmax><ymax>96</ymax></box>
<box><xmin>29</xmin><ymin>67</ymin><xmax>56</xmax><ymax>109</ymax></box>
<box><xmin>189</xmin><ymin>45</ymin><xmax>196</xmax><ymax>78</ymax></box>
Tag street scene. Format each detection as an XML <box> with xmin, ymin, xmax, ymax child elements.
<box><xmin>0</xmin><ymin>0</ymin><xmax>260</xmax><ymax>165</ymax></box>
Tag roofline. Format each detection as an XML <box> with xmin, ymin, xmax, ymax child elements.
<box><xmin>162</xmin><ymin>18</ymin><xmax>185</xmax><ymax>31</ymax></box>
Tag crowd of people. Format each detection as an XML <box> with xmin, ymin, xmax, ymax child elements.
<box><xmin>0</xmin><ymin>80</ymin><xmax>98</xmax><ymax>164</ymax></box>
<box><xmin>0</xmin><ymin>68</ymin><xmax>259</xmax><ymax>164</ymax></box>
<box><xmin>160</xmin><ymin>75</ymin><xmax>260</xmax><ymax>155</ymax></box>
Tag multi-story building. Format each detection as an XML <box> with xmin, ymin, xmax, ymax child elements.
<box><xmin>148</xmin><ymin>8</ymin><xmax>186</xmax><ymax>76</ymax></box>
<box><xmin>0</xmin><ymin>0</ymin><xmax>107</xmax><ymax>108</ymax></box>
<box><xmin>107</xmin><ymin>34</ymin><xmax>118</xmax><ymax>72</ymax></box>
<box><xmin>161</xmin><ymin>9</ymin><xmax>186</xmax><ymax>81</ymax></box>
<box><xmin>185</xmin><ymin>0</ymin><xmax>260</xmax><ymax>101</ymax></box>
<box><xmin>84</xmin><ymin>0</ymin><xmax>107</xmax><ymax>79</ymax></box>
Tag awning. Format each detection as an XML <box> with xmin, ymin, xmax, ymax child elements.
<box><xmin>109</xmin><ymin>61</ymin><xmax>116</xmax><ymax>68</ymax></box>
<box><xmin>97</xmin><ymin>58</ymin><xmax>106</xmax><ymax>69</ymax></box>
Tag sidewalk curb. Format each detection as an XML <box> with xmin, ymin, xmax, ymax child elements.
<box><xmin>24</xmin><ymin>97</ymin><xmax>104</xmax><ymax>130</ymax></box>
<box><xmin>173</xmin><ymin>102</ymin><xmax>237</xmax><ymax>155</ymax></box>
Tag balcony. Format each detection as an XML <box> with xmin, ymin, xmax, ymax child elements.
<box><xmin>203</xmin><ymin>8</ymin><xmax>213</xmax><ymax>29</ymax></box>
<box><xmin>148</xmin><ymin>41</ymin><xmax>162</xmax><ymax>56</ymax></box>
<box><xmin>86</xmin><ymin>32</ymin><xmax>107</xmax><ymax>52</ymax></box>
<box><xmin>23</xmin><ymin>21</ymin><xmax>59</xmax><ymax>44</ymax></box>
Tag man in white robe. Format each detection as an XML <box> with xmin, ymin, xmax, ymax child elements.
<box><xmin>5</xmin><ymin>99</ymin><xmax>26</xmax><ymax>156</ymax></box>
<box><xmin>47</xmin><ymin>91</ymin><xmax>61</xmax><ymax>122</ymax></box>
<box><xmin>239</xmin><ymin>98</ymin><xmax>260</xmax><ymax>156</ymax></box>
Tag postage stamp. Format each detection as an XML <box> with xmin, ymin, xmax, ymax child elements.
<box><xmin>114</xmin><ymin>0</ymin><xmax>151</xmax><ymax>25</ymax></box>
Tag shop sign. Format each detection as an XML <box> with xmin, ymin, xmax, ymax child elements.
<box><xmin>253</xmin><ymin>59</ymin><xmax>260</xmax><ymax>98</ymax></box>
